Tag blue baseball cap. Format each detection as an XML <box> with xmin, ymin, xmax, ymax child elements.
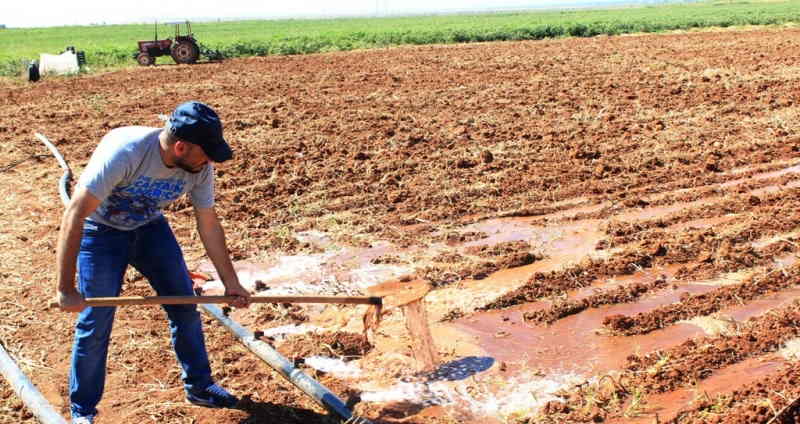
<box><xmin>169</xmin><ymin>101</ymin><xmax>233</xmax><ymax>162</ymax></box>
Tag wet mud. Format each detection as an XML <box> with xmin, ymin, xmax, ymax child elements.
<box><xmin>277</xmin><ymin>331</ymin><xmax>373</xmax><ymax>360</ymax></box>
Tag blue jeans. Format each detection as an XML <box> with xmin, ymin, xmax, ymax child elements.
<box><xmin>69</xmin><ymin>217</ymin><xmax>213</xmax><ymax>418</ymax></box>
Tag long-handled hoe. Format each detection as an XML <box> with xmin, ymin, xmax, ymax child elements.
<box><xmin>49</xmin><ymin>277</ymin><xmax>438</xmax><ymax>370</ymax></box>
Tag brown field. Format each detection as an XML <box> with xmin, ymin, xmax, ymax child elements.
<box><xmin>2</xmin><ymin>27</ymin><xmax>800</xmax><ymax>424</ymax></box>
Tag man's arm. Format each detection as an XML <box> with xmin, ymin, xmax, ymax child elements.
<box><xmin>56</xmin><ymin>187</ymin><xmax>102</xmax><ymax>312</ymax></box>
<box><xmin>194</xmin><ymin>207</ymin><xmax>251</xmax><ymax>308</ymax></box>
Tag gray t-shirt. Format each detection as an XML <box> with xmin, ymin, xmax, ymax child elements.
<box><xmin>78</xmin><ymin>126</ymin><xmax>215</xmax><ymax>230</ymax></box>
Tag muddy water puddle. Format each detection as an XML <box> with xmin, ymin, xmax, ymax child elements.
<box><xmin>720</xmin><ymin>286</ymin><xmax>800</xmax><ymax>324</ymax></box>
<box><xmin>448</xmin><ymin>270</ymin><xmax>800</xmax><ymax>420</ymax></box>
<box><xmin>453</xmin><ymin>281</ymin><xmax>715</xmax><ymax>376</ymax></box>
<box><xmin>197</xmin><ymin>242</ymin><xmax>413</xmax><ymax>296</ymax></box>
<box><xmin>614</xmin><ymin>355</ymin><xmax>787</xmax><ymax>424</ymax></box>
<box><xmin>502</xmin><ymin>265</ymin><xmax>682</xmax><ymax>318</ymax></box>
<box><xmin>432</xmin><ymin>213</ymin><xmax>742</xmax><ymax>312</ymax></box>
<box><xmin>440</xmin><ymin>219</ymin><xmax>607</xmax><ymax>300</ymax></box>
<box><xmin>572</xmin><ymin>265</ymin><xmax>682</xmax><ymax>302</ymax></box>
<box><xmin>453</xmin><ymin>260</ymin><xmax>800</xmax><ymax>376</ymax></box>
<box><xmin>461</xmin><ymin>218</ymin><xmax>605</xmax><ymax>259</ymax></box>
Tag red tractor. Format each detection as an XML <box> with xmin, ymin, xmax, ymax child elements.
<box><xmin>136</xmin><ymin>21</ymin><xmax>200</xmax><ymax>66</ymax></box>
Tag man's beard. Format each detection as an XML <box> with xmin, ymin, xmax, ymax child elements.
<box><xmin>175</xmin><ymin>157</ymin><xmax>205</xmax><ymax>174</ymax></box>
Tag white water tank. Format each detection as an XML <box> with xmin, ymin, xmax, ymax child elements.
<box><xmin>39</xmin><ymin>51</ymin><xmax>79</xmax><ymax>75</ymax></box>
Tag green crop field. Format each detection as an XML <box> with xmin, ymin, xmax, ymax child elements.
<box><xmin>1</xmin><ymin>0</ymin><xmax>799</xmax><ymax>76</ymax></box>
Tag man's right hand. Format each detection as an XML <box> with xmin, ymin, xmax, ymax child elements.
<box><xmin>57</xmin><ymin>289</ymin><xmax>86</xmax><ymax>313</ymax></box>
<box><xmin>55</xmin><ymin>188</ymin><xmax>101</xmax><ymax>314</ymax></box>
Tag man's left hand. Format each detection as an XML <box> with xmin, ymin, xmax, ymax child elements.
<box><xmin>224</xmin><ymin>282</ymin><xmax>251</xmax><ymax>308</ymax></box>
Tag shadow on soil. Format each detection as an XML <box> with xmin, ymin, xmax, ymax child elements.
<box><xmin>425</xmin><ymin>356</ymin><xmax>495</xmax><ymax>382</ymax></box>
<box><xmin>236</xmin><ymin>397</ymin><xmax>340</xmax><ymax>424</ymax></box>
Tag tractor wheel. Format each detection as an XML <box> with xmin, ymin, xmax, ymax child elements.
<box><xmin>171</xmin><ymin>40</ymin><xmax>200</xmax><ymax>64</ymax></box>
<box><xmin>137</xmin><ymin>53</ymin><xmax>155</xmax><ymax>66</ymax></box>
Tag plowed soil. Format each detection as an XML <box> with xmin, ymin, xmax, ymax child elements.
<box><xmin>2</xmin><ymin>27</ymin><xmax>800</xmax><ymax>423</ymax></box>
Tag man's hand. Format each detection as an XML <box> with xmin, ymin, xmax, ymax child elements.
<box><xmin>57</xmin><ymin>289</ymin><xmax>86</xmax><ymax>313</ymax></box>
<box><xmin>56</xmin><ymin>188</ymin><xmax>100</xmax><ymax>313</ymax></box>
<box><xmin>195</xmin><ymin>207</ymin><xmax>251</xmax><ymax>309</ymax></box>
<box><xmin>224</xmin><ymin>281</ymin><xmax>251</xmax><ymax>308</ymax></box>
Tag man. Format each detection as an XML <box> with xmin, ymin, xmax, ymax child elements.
<box><xmin>55</xmin><ymin>101</ymin><xmax>251</xmax><ymax>424</ymax></box>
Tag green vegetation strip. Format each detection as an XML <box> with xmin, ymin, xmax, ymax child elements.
<box><xmin>1</xmin><ymin>0</ymin><xmax>799</xmax><ymax>76</ymax></box>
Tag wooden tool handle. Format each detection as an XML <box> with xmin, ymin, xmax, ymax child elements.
<box><xmin>52</xmin><ymin>295</ymin><xmax>382</xmax><ymax>308</ymax></box>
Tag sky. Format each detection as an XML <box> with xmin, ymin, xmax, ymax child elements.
<box><xmin>0</xmin><ymin>0</ymin><xmax>647</xmax><ymax>28</ymax></box>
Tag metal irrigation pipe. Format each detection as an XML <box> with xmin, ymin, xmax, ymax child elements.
<box><xmin>38</xmin><ymin>132</ymin><xmax>363</xmax><ymax>422</ymax></box>
<box><xmin>0</xmin><ymin>342</ymin><xmax>67</xmax><ymax>424</ymax></box>
<box><xmin>201</xmin><ymin>304</ymin><xmax>361</xmax><ymax>421</ymax></box>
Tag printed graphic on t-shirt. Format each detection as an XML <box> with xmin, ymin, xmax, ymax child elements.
<box><xmin>97</xmin><ymin>176</ymin><xmax>187</xmax><ymax>227</ymax></box>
